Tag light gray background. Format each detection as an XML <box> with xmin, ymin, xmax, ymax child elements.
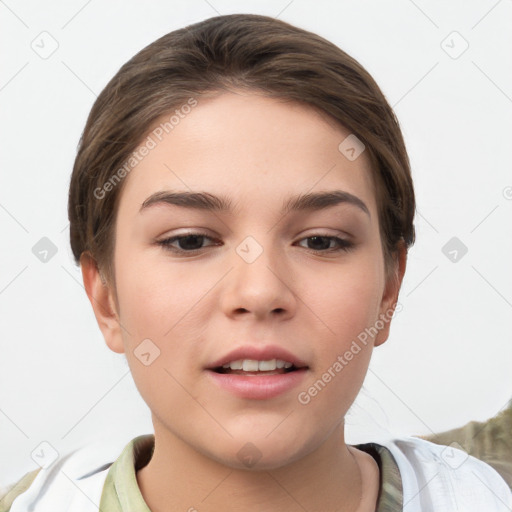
<box><xmin>1</xmin><ymin>0</ymin><xmax>511</xmax><ymax>486</ymax></box>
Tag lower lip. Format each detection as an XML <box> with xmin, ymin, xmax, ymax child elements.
<box><xmin>206</xmin><ymin>368</ymin><xmax>308</xmax><ymax>400</ymax></box>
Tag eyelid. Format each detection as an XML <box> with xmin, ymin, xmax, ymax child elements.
<box><xmin>298</xmin><ymin>227</ymin><xmax>353</xmax><ymax>239</ymax></box>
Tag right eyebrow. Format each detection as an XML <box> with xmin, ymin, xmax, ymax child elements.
<box><xmin>140</xmin><ymin>191</ymin><xmax>233</xmax><ymax>213</ymax></box>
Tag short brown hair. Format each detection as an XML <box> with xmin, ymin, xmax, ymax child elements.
<box><xmin>68</xmin><ymin>13</ymin><xmax>415</xmax><ymax>282</ymax></box>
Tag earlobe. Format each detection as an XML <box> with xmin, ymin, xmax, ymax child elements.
<box><xmin>374</xmin><ymin>241</ymin><xmax>408</xmax><ymax>347</ymax></box>
<box><xmin>80</xmin><ymin>252</ymin><xmax>125</xmax><ymax>354</ymax></box>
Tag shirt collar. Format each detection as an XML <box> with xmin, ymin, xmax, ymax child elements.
<box><xmin>355</xmin><ymin>442</ymin><xmax>404</xmax><ymax>511</ymax></box>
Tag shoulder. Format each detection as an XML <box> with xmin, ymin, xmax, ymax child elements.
<box><xmin>419</xmin><ymin>400</ymin><xmax>512</xmax><ymax>490</ymax></box>
<box><xmin>0</xmin><ymin>434</ymin><xmax>134</xmax><ymax>512</ymax></box>
<box><xmin>380</xmin><ymin>435</ymin><xmax>512</xmax><ymax>511</ymax></box>
<box><xmin>0</xmin><ymin>469</ymin><xmax>41</xmax><ymax>512</ymax></box>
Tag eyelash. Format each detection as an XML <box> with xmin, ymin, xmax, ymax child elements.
<box><xmin>157</xmin><ymin>232</ymin><xmax>355</xmax><ymax>255</ymax></box>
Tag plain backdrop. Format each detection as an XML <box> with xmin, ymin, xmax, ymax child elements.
<box><xmin>1</xmin><ymin>0</ymin><xmax>511</xmax><ymax>486</ymax></box>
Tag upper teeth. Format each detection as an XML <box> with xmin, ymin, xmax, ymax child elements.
<box><xmin>222</xmin><ymin>359</ymin><xmax>293</xmax><ymax>371</ymax></box>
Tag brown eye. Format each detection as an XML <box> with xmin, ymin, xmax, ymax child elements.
<box><xmin>158</xmin><ymin>233</ymin><xmax>219</xmax><ymax>253</ymax></box>
<box><xmin>174</xmin><ymin>234</ymin><xmax>206</xmax><ymax>251</ymax></box>
<box><xmin>297</xmin><ymin>235</ymin><xmax>354</xmax><ymax>253</ymax></box>
<box><xmin>305</xmin><ymin>236</ymin><xmax>332</xmax><ymax>250</ymax></box>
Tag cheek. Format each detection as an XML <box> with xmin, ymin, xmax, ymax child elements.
<box><xmin>113</xmin><ymin>251</ymin><xmax>211</xmax><ymax>412</ymax></box>
<box><xmin>296</xmin><ymin>264</ymin><xmax>381</xmax><ymax>416</ymax></box>
<box><xmin>114</xmin><ymin>247</ymin><xmax>201</xmax><ymax>337</ymax></box>
<box><xmin>304</xmin><ymin>258</ymin><xmax>384</xmax><ymax>347</ymax></box>
<box><xmin>113</xmin><ymin>247</ymin><xmax>218</xmax><ymax>388</ymax></box>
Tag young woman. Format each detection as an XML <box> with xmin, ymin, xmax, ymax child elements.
<box><xmin>2</xmin><ymin>13</ymin><xmax>511</xmax><ymax>512</ymax></box>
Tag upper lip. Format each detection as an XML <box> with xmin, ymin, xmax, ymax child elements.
<box><xmin>206</xmin><ymin>345</ymin><xmax>309</xmax><ymax>369</ymax></box>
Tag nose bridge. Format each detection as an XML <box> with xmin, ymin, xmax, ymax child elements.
<box><xmin>223</xmin><ymin>233</ymin><xmax>296</xmax><ymax>318</ymax></box>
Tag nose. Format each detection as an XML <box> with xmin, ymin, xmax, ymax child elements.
<box><xmin>220</xmin><ymin>238</ymin><xmax>297</xmax><ymax>321</ymax></box>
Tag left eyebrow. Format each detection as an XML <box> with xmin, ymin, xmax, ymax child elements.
<box><xmin>140</xmin><ymin>189</ymin><xmax>370</xmax><ymax>218</ymax></box>
<box><xmin>282</xmin><ymin>190</ymin><xmax>370</xmax><ymax>218</ymax></box>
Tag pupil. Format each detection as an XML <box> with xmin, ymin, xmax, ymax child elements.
<box><xmin>309</xmin><ymin>236</ymin><xmax>330</xmax><ymax>250</ymax></box>
<box><xmin>179</xmin><ymin>235</ymin><xmax>204</xmax><ymax>250</ymax></box>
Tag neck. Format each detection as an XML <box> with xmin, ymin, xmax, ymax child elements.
<box><xmin>136</xmin><ymin>420</ymin><xmax>377</xmax><ymax>512</ymax></box>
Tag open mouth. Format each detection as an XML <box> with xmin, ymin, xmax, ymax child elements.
<box><xmin>212</xmin><ymin>365</ymin><xmax>302</xmax><ymax>375</ymax></box>
<box><xmin>210</xmin><ymin>358</ymin><xmax>308</xmax><ymax>376</ymax></box>
<box><xmin>206</xmin><ymin>357</ymin><xmax>309</xmax><ymax>398</ymax></box>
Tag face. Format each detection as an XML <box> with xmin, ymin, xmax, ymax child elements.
<box><xmin>88</xmin><ymin>91</ymin><xmax>402</xmax><ymax>470</ymax></box>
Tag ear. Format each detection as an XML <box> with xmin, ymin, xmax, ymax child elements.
<box><xmin>80</xmin><ymin>252</ymin><xmax>125</xmax><ymax>354</ymax></box>
<box><xmin>374</xmin><ymin>241</ymin><xmax>407</xmax><ymax>347</ymax></box>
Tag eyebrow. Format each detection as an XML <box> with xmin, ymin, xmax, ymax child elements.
<box><xmin>140</xmin><ymin>190</ymin><xmax>370</xmax><ymax>217</ymax></box>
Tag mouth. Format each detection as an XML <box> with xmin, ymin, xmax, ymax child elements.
<box><xmin>205</xmin><ymin>346</ymin><xmax>310</xmax><ymax>399</ymax></box>
<box><xmin>206</xmin><ymin>358</ymin><xmax>309</xmax><ymax>400</ymax></box>
<box><xmin>211</xmin><ymin>359</ymin><xmax>306</xmax><ymax>376</ymax></box>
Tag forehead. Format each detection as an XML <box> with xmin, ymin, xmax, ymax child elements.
<box><xmin>118</xmin><ymin>91</ymin><xmax>378</xmax><ymax>218</ymax></box>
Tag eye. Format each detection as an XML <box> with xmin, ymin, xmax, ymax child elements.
<box><xmin>157</xmin><ymin>232</ymin><xmax>354</xmax><ymax>255</ymax></box>
<box><xmin>296</xmin><ymin>235</ymin><xmax>354</xmax><ymax>253</ymax></box>
<box><xmin>157</xmin><ymin>232</ymin><xmax>219</xmax><ymax>253</ymax></box>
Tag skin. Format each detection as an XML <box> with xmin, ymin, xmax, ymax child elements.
<box><xmin>82</xmin><ymin>90</ymin><xmax>407</xmax><ymax>512</ymax></box>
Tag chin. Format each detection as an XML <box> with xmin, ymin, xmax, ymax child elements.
<box><xmin>225</xmin><ymin>449</ymin><xmax>304</xmax><ymax>472</ymax></box>
<box><xmin>208</xmin><ymin>433</ymin><xmax>315</xmax><ymax>472</ymax></box>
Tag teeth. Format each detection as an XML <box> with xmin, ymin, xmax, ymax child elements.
<box><xmin>258</xmin><ymin>359</ymin><xmax>276</xmax><ymax>371</ymax></box>
<box><xmin>224</xmin><ymin>359</ymin><xmax>243</xmax><ymax>370</ymax></box>
<box><xmin>242</xmin><ymin>359</ymin><xmax>259</xmax><ymax>371</ymax></box>
<box><xmin>221</xmin><ymin>359</ymin><xmax>294</xmax><ymax>371</ymax></box>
